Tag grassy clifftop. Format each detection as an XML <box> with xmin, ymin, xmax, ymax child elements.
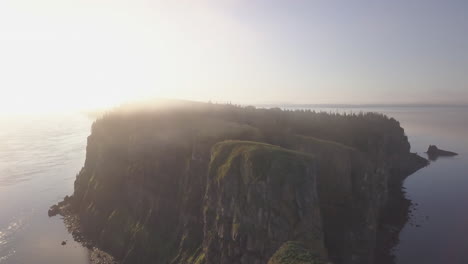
<box><xmin>210</xmin><ymin>140</ymin><xmax>315</xmax><ymax>183</ymax></box>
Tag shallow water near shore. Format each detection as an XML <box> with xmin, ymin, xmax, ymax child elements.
<box><xmin>0</xmin><ymin>106</ymin><xmax>467</xmax><ymax>263</ymax></box>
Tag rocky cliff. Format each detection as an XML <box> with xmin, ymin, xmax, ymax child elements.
<box><xmin>203</xmin><ymin>141</ymin><xmax>326</xmax><ymax>264</ymax></box>
<box><xmin>55</xmin><ymin>101</ymin><xmax>428</xmax><ymax>264</ymax></box>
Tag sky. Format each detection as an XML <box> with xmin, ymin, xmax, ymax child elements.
<box><xmin>0</xmin><ymin>0</ymin><xmax>467</xmax><ymax>113</ymax></box>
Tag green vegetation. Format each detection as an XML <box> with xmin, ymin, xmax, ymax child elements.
<box><xmin>294</xmin><ymin>134</ymin><xmax>356</xmax><ymax>152</ymax></box>
<box><xmin>268</xmin><ymin>241</ymin><xmax>325</xmax><ymax>264</ymax></box>
<box><xmin>193</xmin><ymin>252</ymin><xmax>205</xmax><ymax>264</ymax></box>
<box><xmin>210</xmin><ymin>140</ymin><xmax>314</xmax><ymax>184</ymax></box>
<box><xmin>91</xmin><ymin>100</ymin><xmax>409</xmax><ymax>157</ymax></box>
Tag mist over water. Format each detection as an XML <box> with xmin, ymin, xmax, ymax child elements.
<box><xmin>0</xmin><ymin>106</ymin><xmax>467</xmax><ymax>263</ymax></box>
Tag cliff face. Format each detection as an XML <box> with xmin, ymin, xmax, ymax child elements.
<box><xmin>203</xmin><ymin>141</ymin><xmax>326</xmax><ymax>264</ymax></box>
<box><xmin>61</xmin><ymin>101</ymin><xmax>427</xmax><ymax>264</ymax></box>
<box><xmin>72</xmin><ymin>114</ymin><xmax>262</xmax><ymax>263</ymax></box>
<box><xmin>288</xmin><ymin>135</ymin><xmax>384</xmax><ymax>263</ymax></box>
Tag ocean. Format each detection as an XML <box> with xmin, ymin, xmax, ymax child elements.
<box><xmin>0</xmin><ymin>114</ymin><xmax>92</xmax><ymax>264</ymax></box>
<box><xmin>0</xmin><ymin>106</ymin><xmax>467</xmax><ymax>263</ymax></box>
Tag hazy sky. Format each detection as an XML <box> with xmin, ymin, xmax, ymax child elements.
<box><xmin>1</xmin><ymin>0</ymin><xmax>467</xmax><ymax>113</ymax></box>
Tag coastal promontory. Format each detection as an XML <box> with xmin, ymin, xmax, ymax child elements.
<box><xmin>51</xmin><ymin>101</ymin><xmax>428</xmax><ymax>264</ymax></box>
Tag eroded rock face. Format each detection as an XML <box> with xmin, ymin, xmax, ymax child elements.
<box><xmin>288</xmin><ymin>136</ymin><xmax>382</xmax><ymax>263</ymax></box>
<box><xmin>203</xmin><ymin>141</ymin><xmax>327</xmax><ymax>264</ymax></box>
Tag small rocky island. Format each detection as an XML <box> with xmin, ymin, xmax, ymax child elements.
<box><xmin>426</xmin><ymin>145</ymin><xmax>458</xmax><ymax>161</ymax></box>
<box><xmin>50</xmin><ymin>101</ymin><xmax>428</xmax><ymax>264</ymax></box>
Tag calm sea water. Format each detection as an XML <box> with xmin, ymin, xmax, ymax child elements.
<box><xmin>303</xmin><ymin>106</ymin><xmax>468</xmax><ymax>264</ymax></box>
<box><xmin>385</xmin><ymin>107</ymin><xmax>468</xmax><ymax>264</ymax></box>
<box><xmin>0</xmin><ymin>106</ymin><xmax>467</xmax><ymax>263</ymax></box>
<box><xmin>0</xmin><ymin>114</ymin><xmax>92</xmax><ymax>264</ymax></box>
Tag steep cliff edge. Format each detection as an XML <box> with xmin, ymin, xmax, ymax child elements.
<box><xmin>203</xmin><ymin>141</ymin><xmax>327</xmax><ymax>264</ymax></box>
<box><xmin>289</xmin><ymin>135</ymin><xmax>383</xmax><ymax>263</ymax></box>
<box><xmin>54</xmin><ymin>101</ymin><xmax>428</xmax><ymax>264</ymax></box>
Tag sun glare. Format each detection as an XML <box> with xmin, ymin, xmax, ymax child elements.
<box><xmin>0</xmin><ymin>0</ymin><xmax>258</xmax><ymax>115</ymax></box>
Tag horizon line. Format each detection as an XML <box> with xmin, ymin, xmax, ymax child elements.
<box><xmin>253</xmin><ymin>103</ymin><xmax>468</xmax><ymax>108</ymax></box>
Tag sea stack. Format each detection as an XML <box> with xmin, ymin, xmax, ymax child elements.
<box><xmin>426</xmin><ymin>145</ymin><xmax>458</xmax><ymax>160</ymax></box>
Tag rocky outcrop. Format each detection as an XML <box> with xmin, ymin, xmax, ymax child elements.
<box><xmin>426</xmin><ymin>145</ymin><xmax>458</xmax><ymax>161</ymax></box>
<box><xmin>52</xmin><ymin>101</ymin><xmax>428</xmax><ymax>264</ymax></box>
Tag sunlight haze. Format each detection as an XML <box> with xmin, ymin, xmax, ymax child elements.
<box><xmin>1</xmin><ymin>0</ymin><xmax>467</xmax><ymax>113</ymax></box>
<box><xmin>1</xmin><ymin>2</ymin><xmax>468</xmax><ymax>264</ymax></box>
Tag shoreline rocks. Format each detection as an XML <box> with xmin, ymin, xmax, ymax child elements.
<box><xmin>49</xmin><ymin>197</ymin><xmax>119</xmax><ymax>264</ymax></box>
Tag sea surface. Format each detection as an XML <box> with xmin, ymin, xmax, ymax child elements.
<box><xmin>0</xmin><ymin>106</ymin><xmax>467</xmax><ymax>264</ymax></box>
<box><xmin>0</xmin><ymin>114</ymin><xmax>92</xmax><ymax>264</ymax></box>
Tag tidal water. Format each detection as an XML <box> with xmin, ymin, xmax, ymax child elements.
<box><xmin>0</xmin><ymin>106</ymin><xmax>467</xmax><ymax>263</ymax></box>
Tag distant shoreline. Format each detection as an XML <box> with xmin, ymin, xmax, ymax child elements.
<box><xmin>256</xmin><ymin>103</ymin><xmax>468</xmax><ymax>108</ymax></box>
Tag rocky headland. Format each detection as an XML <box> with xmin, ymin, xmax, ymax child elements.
<box><xmin>50</xmin><ymin>101</ymin><xmax>428</xmax><ymax>264</ymax></box>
